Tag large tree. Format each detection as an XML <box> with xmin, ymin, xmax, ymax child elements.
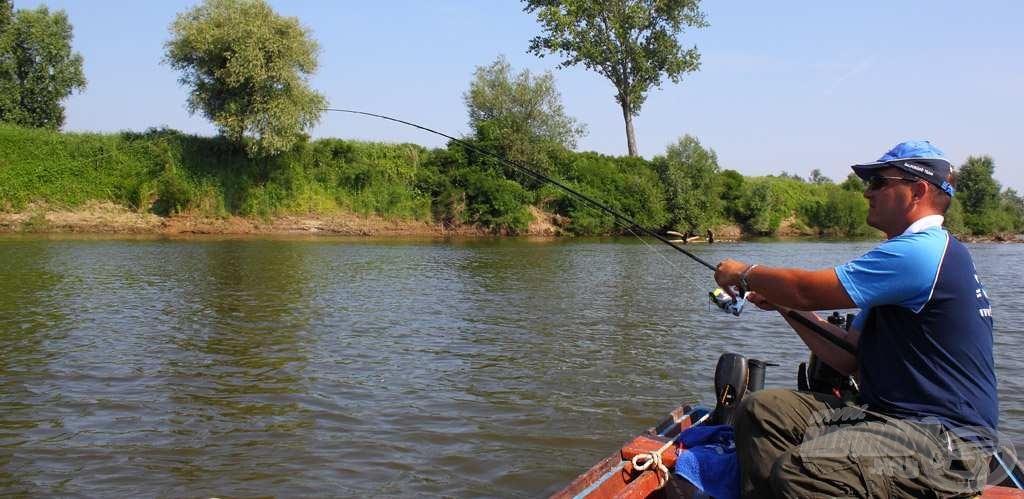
<box><xmin>464</xmin><ymin>55</ymin><xmax>584</xmax><ymax>174</ymax></box>
<box><xmin>0</xmin><ymin>3</ymin><xmax>86</xmax><ymax>129</ymax></box>
<box><xmin>165</xmin><ymin>0</ymin><xmax>326</xmax><ymax>157</ymax></box>
<box><xmin>525</xmin><ymin>0</ymin><xmax>707</xmax><ymax>156</ymax></box>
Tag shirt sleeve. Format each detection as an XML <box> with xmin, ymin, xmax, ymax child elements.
<box><xmin>834</xmin><ymin>232</ymin><xmax>946</xmax><ymax>312</ymax></box>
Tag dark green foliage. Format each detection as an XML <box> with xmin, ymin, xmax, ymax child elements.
<box><xmin>653</xmin><ymin>135</ymin><xmax>720</xmax><ymax>233</ymax></box>
<box><xmin>416</xmin><ymin>141</ymin><xmax>534</xmax><ymax>233</ymax></box>
<box><xmin>544</xmin><ymin>153</ymin><xmax>668</xmax><ymax>234</ymax></box>
<box><xmin>953</xmin><ymin>155</ymin><xmax>1024</xmax><ymax>235</ymax></box>
<box><xmin>999</xmin><ymin>189</ymin><xmax>1024</xmax><ymax>233</ymax></box>
<box><xmin>719</xmin><ymin>169</ymin><xmax>745</xmax><ymax>221</ymax></box>
<box><xmin>958</xmin><ymin>156</ymin><xmax>999</xmax><ymax>214</ymax></box>
<box><xmin>457</xmin><ymin>168</ymin><xmax>533</xmax><ymax>233</ymax></box>
<box><xmin>798</xmin><ymin>186</ymin><xmax>868</xmax><ymax>236</ymax></box>
<box><xmin>956</xmin><ymin>155</ymin><xmax>1014</xmax><ymax>234</ymax></box>
<box><xmin>0</xmin><ymin>4</ymin><xmax>86</xmax><ymax>129</ymax></box>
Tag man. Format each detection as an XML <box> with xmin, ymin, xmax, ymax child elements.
<box><xmin>714</xmin><ymin>141</ymin><xmax>997</xmax><ymax>497</ymax></box>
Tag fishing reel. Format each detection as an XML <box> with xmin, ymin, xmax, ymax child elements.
<box><xmin>709</xmin><ymin>287</ymin><xmax>749</xmax><ymax>316</ymax></box>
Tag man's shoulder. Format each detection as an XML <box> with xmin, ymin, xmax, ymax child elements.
<box><xmin>871</xmin><ymin>226</ymin><xmax>948</xmax><ymax>257</ymax></box>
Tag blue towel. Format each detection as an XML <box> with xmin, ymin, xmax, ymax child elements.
<box><xmin>673</xmin><ymin>424</ymin><xmax>739</xmax><ymax>499</ymax></box>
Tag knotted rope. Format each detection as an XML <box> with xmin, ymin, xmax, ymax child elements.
<box><xmin>630</xmin><ymin>438</ymin><xmax>676</xmax><ymax>489</ymax></box>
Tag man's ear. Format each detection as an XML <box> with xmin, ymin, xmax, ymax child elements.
<box><xmin>910</xmin><ymin>180</ymin><xmax>930</xmax><ymax>201</ymax></box>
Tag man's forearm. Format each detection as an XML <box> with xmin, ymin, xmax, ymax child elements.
<box><xmin>744</xmin><ymin>266</ymin><xmax>855</xmax><ymax>311</ymax></box>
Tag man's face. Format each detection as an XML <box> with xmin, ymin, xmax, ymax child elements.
<box><xmin>863</xmin><ymin>167</ymin><xmax>920</xmax><ymax>234</ymax></box>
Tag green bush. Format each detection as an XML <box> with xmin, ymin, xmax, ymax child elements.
<box><xmin>798</xmin><ymin>186</ymin><xmax>868</xmax><ymax>236</ymax></box>
<box><xmin>542</xmin><ymin>153</ymin><xmax>668</xmax><ymax>235</ymax></box>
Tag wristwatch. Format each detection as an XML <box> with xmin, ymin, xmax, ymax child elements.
<box><xmin>740</xmin><ymin>264</ymin><xmax>759</xmax><ymax>291</ymax></box>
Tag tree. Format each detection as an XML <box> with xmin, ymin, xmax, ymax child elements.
<box><xmin>0</xmin><ymin>4</ymin><xmax>86</xmax><ymax>129</ymax></box>
<box><xmin>719</xmin><ymin>169</ymin><xmax>745</xmax><ymax>221</ymax></box>
<box><xmin>809</xmin><ymin>168</ymin><xmax>832</xmax><ymax>184</ymax></box>
<box><xmin>839</xmin><ymin>172</ymin><xmax>864</xmax><ymax>192</ymax></box>
<box><xmin>464</xmin><ymin>55</ymin><xmax>585</xmax><ymax>175</ymax></box>
<box><xmin>999</xmin><ymin>188</ymin><xmax>1024</xmax><ymax>233</ymax></box>
<box><xmin>800</xmin><ymin>187</ymin><xmax>867</xmax><ymax>236</ymax></box>
<box><xmin>957</xmin><ymin>156</ymin><xmax>1002</xmax><ymax>234</ymax></box>
<box><xmin>957</xmin><ymin>156</ymin><xmax>1000</xmax><ymax>214</ymax></box>
<box><xmin>776</xmin><ymin>171</ymin><xmax>805</xmax><ymax>182</ymax></box>
<box><xmin>165</xmin><ymin>0</ymin><xmax>326</xmax><ymax>157</ymax></box>
<box><xmin>739</xmin><ymin>180</ymin><xmax>787</xmax><ymax>235</ymax></box>
<box><xmin>653</xmin><ymin>134</ymin><xmax>720</xmax><ymax>233</ymax></box>
<box><xmin>525</xmin><ymin>0</ymin><xmax>707</xmax><ymax>157</ymax></box>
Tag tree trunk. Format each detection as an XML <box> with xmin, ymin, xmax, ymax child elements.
<box><xmin>620</xmin><ymin>98</ymin><xmax>638</xmax><ymax>157</ymax></box>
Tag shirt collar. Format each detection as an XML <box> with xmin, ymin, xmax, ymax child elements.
<box><xmin>902</xmin><ymin>214</ymin><xmax>945</xmax><ymax>235</ymax></box>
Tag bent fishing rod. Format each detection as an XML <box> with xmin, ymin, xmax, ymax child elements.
<box><xmin>325</xmin><ymin>108</ymin><xmax>716</xmax><ymax>272</ymax></box>
<box><xmin>327</xmin><ymin>108</ymin><xmax>862</xmax><ymax>348</ymax></box>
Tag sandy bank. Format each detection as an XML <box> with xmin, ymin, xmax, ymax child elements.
<box><xmin>0</xmin><ymin>202</ymin><xmax>569</xmax><ymax>237</ymax></box>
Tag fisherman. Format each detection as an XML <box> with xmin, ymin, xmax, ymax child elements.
<box><xmin>714</xmin><ymin>141</ymin><xmax>997</xmax><ymax>497</ymax></box>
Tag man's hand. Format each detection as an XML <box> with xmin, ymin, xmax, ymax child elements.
<box><xmin>747</xmin><ymin>291</ymin><xmax>778</xmax><ymax>311</ymax></box>
<box><xmin>715</xmin><ymin>258</ymin><xmax>749</xmax><ymax>297</ymax></box>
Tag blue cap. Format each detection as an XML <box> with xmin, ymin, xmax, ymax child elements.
<box><xmin>852</xmin><ymin>140</ymin><xmax>955</xmax><ymax>196</ymax></box>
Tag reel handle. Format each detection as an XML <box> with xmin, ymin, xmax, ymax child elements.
<box><xmin>709</xmin><ymin>287</ymin><xmax>749</xmax><ymax>316</ymax></box>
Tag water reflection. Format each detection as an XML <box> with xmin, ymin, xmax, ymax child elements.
<box><xmin>0</xmin><ymin>241</ymin><xmax>69</xmax><ymax>495</ymax></box>
<box><xmin>0</xmin><ymin>236</ymin><xmax>1019</xmax><ymax>496</ymax></box>
<box><xmin>157</xmin><ymin>241</ymin><xmax>316</xmax><ymax>495</ymax></box>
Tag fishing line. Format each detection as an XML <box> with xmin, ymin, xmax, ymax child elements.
<box><xmin>324</xmin><ymin>108</ymin><xmax>718</xmax><ymax>275</ymax></box>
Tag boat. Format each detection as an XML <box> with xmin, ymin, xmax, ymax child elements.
<box><xmin>552</xmin><ymin>353</ymin><xmax>1024</xmax><ymax>499</ymax></box>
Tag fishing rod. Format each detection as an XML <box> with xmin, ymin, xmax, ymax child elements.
<box><xmin>327</xmin><ymin>108</ymin><xmax>755</xmax><ymax>316</ymax></box>
<box><xmin>325</xmin><ymin>108</ymin><xmax>716</xmax><ymax>271</ymax></box>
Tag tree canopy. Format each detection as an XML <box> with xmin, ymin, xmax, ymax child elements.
<box><xmin>525</xmin><ymin>0</ymin><xmax>707</xmax><ymax>156</ymax></box>
<box><xmin>957</xmin><ymin>155</ymin><xmax>1022</xmax><ymax>234</ymax></box>
<box><xmin>164</xmin><ymin>0</ymin><xmax>326</xmax><ymax>157</ymax></box>
<box><xmin>653</xmin><ymin>134</ymin><xmax>720</xmax><ymax>233</ymax></box>
<box><xmin>0</xmin><ymin>2</ymin><xmax>86</xmax><ymax>129</ymax></box>
<box><xmin>464</xmin><ymin>55</ymin><xmax>584</xmax><ymax>175</ymax></box>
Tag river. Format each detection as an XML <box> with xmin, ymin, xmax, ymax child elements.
<box><xmin>0</xmin><ymin>235</ymin><xmax>1020</xmax><ymax>496</ymax></box>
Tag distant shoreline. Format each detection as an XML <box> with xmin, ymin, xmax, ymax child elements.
<box><xmin>2</xmin><ymin>201</ymin><xmax>1020</xmax><ymax>243</ymax></box>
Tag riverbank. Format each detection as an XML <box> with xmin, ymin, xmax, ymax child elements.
<box><xmin>0</xmin><ymin>201</ymin><xmax>565</xmax><ymax>237</ymax></box>
<box><xmin>3</xmin><ymin>201</ymin><xmax>1019</xmax><ymax>242</ymax></box>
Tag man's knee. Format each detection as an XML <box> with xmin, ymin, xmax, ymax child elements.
<box><xmin>735</xmin><ymin>389</ymin><xmax>801</xmax><ymax>432</ymax></box>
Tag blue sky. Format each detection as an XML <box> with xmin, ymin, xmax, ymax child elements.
<box><xmin>16</xmin><ymin>1</ymin><xmax>1024</xmax><ymax>191</ymax></box>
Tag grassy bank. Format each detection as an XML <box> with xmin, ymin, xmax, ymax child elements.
<box><xmin>0</xmin><ymin>124</ymin><xmax>432</xmax><ymax>222</ymax></box>
<box><xmin>2</xmin><ymin>123</ymin><xmax>1021</xmax><ymax>238</ymax></box>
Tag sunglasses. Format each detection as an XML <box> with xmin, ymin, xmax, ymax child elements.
<box><xmin>865</xmin><ymin>175</ymin><xmax>919</xmax><ymax>191</ymax></box>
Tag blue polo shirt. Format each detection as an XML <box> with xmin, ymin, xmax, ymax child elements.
<box><xmin>834</xmin><ymin>217</ymin><xmax>997</xmax><ymax>430</ymax></box>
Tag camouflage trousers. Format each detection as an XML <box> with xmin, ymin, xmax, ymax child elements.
<box><xmin>734</xmin><ymin>389</ymin><xmax>994</xmax><ymax>498</ymax></box>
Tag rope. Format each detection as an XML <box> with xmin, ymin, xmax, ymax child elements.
<box><xmin>630</xmin><ymin>438</ymin><xmax>676</xmax><ymax>489</ymax></box>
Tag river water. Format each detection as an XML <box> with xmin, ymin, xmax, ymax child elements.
<box><xmin>0</xmin><ymin>235</ymin><xmax>1020</xmax><ymax>496</ymax></box>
